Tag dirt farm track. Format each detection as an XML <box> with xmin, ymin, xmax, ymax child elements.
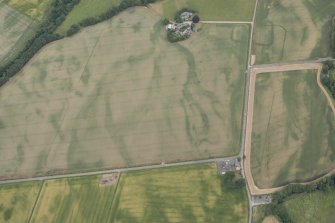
<box><xmin>244</xmin><ymin>62</ymin><xmax>335</xmax><ymax>195</ymax></box>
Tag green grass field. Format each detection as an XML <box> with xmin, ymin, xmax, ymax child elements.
<box><xmin>251</xmin><ymin>70</ymin><xmax>335</xmax><ymax>188</ymax></box>
<box><xmin>109</xmin><ymin>164</ymin><xmax>249</xmax><ymax>223</ymax></box>
<box><xmin>151</xmin><ymin>0</ymin><xmax>256</xmax><ymax>21</ymax></box>
<box><xmin>0</xmin><ymin>7</ymin><xmax>249</xmax><ymax>178</ymax></box>
<box><xmin>283</xmin><ymin>188</ymin><xmax>335</xmax><ymax>222</ymax></box>
<box><xmin>0</xmin><ymin>181</ymin><xmax>41</xmax><ymax>223</ymax></box>
<box><xmin>56</xmin><ymin>0</ymin><xmax>122</xmax><ymax>34</ymax></box>
<box><xmin>2</xmin><ymin>0</ymin><xmax>52</xmax><ymax>21</ymax></box>
<box><xmin>0</xmin><ymin>2</ymin><xmax>38</xmax><ymax>66</ymax></box>
<box><xmin>252</xmin><ymin>0</ymin><xmax>335</xmax><ymax>64</ymax></box>
<box><xmin>31</xmin><ymin>176</ymin><xmax>117</xmax><ymax>223</ymax></box>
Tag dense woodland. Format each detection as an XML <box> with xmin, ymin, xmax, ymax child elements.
<box><xmin>0</xmin><ymin>0</ymin><xmax>156</xmax><ymax>87</ymax></box>
<box><xmin>262</xmin><ymin>173</ymin><xmax>335</xmax><ymax>223</ymax></box>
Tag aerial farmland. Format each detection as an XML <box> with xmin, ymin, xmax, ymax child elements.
<box><xmin>0</xmin><ymin>2</ymin><xmax>37</xmax><ymax>66</ymax></box>
<box><xmin>0</xmin><ymin>0</ymin><xmax>335</xmax><ymax>222</ymax></box>
<box><xmin>0</xmin><ymin>7</ymin><xmax>250</xmax><ymax>178</ymax></box>
<box><xmin>251</xmin><ymin>69</ymin><xmax>335</xmax><ymax>188</ymax></box>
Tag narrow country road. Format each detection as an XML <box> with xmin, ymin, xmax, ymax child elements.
<box><xmin>200</xmin><ymin>21</ymin><xmax>252</xmax><ymax>24</ymax></box>
<box><xmin>0</xmin><ymin>156</ymin><xmax>238</xmax><ymax>185</ymax></box>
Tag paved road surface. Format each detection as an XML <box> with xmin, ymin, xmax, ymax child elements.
<box><xmin>201</xmin><ymin>21</ymin><xmax>252</xmax><ymax>24</ymax></box>
<box><xmin>0</xmin><ymin>156</ymin><xmax>238</xmax><ymax>185</ymax></box>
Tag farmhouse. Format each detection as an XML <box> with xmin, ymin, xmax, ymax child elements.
<box><xmin>180</xmin><ymin>11</ymin><xmax>193</xmax><ymax>21</ymax></box>
<box><xmin>165</xmin><ymin>11</ymin><xmax>199</xmax><ymax>41</ymax></box>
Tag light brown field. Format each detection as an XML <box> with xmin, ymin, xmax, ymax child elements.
<box><xmin>252</xmin><ymin>0</ymin><xmax>335</xmax><ymax>64</ymax></box>
<box><xmin>0</xmin><ymin>7</ymin><xmax>249</xmax><ymax>178</ymax></box>
<box><xmin>244</xmin><ymin>64</ymin><xmax>335</xmax><ymax>194</ymax></box>
<box><xmin>262</xmin><ymin>216</ymin><xmax>279</xmax><ymax>223</ymax></box>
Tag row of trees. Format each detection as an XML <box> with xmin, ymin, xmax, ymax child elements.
<box><xmin>321</xmin><ymin>61</ymin><xmax>335</xmax><ymax>98</ymax></box>
<box><xmin>0</xmin><ymin>0</ymin><xmax>157</xmax><ymax>87</ymax></box>
<box><xmin>221</xmin><ymin>171</ymin><xmax>246</xmax><ymax>190</ymax></box>
<box><xmin>262</xmin><ymin>173</ymin><xmax>335</xmax><ymax>222</ymax></box>
<box><xmin>331</xmin><ymin>17</ymin><xmax>335</xmax><ymax>58</ymax></box>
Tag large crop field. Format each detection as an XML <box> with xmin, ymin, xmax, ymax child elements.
<box><xmin>110</xmin><ymin>164</ymin><xmax>249</xmax><ymax>223</ymax></box>
<box><xmin>2</xmin><ymin>0</ymin><xmax>52</xmax><ymax>21</ymax></box>
<box><xmin>151</xmin><ymin>0</ymin><xmax>256</xmax><ymax>21</ymax></box>
<box><xmin>56</xmin><ymin>0</ymin><xmax>122</xmax><ymax>34</ymax></box>
<box><xmin>0</xmin><ymin>2</ymin><xmax>37</xmax><ymax>66</ymax></box>
<box><xmin>252</xmin><ymin>0</ymin><xmax>335</xmax><ymax>64</ymax></box>
<box><xmin>0</xmin><ymin>7</ymin><xmax>249</xmax><ymax>178</ymax></box>
<box><xmin>0</xmin><ymin>181</ymin><xmax>41</xmax><ymax>223</ymax></box>
<box><xmin>31</xmin><ymin>176</ymin><xmax>117</xmax><ymax>223</ymax></box>
<box><xmin>251</xmin><ymin>70</ymin><xmax>335</xmax><ymax>188</ymax></box>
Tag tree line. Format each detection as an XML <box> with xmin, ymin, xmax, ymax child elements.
<box><xmin>261</xmin><ymin>173</ymin><xmax>335</xmax><ymax>223</ymax></box>
<box><xmin>0</xmin><ymin>0</ymin><xmax>157</xmax><ymax>87</ymax></box>
<box><xmin>321</xmin><ymin>61</ymin><xmax>335</xmax><ymax>99</ymax></box>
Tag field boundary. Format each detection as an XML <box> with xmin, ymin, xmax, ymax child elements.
<box><xmin>200</xmin><ymin>21</ymin><xmax>252</xmax><ymax>24</ymax></box>
<box><xmin>0</xmin><ymin>156</ymin><xmax>238</xmax><ymax>185</ymax></box>
<box><xmin>27</xmin><ymin>181</ymin><xmax>44</xmax><ymax>223</ymax></box>
<box><xmin>244</xmin><ymin>61</ymin><xmax>335</xmax><ymax>195</ymax></box>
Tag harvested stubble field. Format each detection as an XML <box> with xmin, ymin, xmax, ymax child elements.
<box><xmin>0</xmin><ymin>2</ymin><xmax>37</xmax><ymax>66</ymax></box>
<box><xmin>109</xmin><ymin>164</ymin><xmax>248</xmax><ymax>223</ymax></box>
<box><xmin>31</xmin><ymin>176</ymin><xmax>117</xmax><ymax>223</ymax></box>
<box><xmin>56</xmin><ymin>0</ymin><xmax>122</xmax><ymax>34</ymax></box>
<box><xmin>0</xmin><ymin>7</ymin><xmax>249</xmax><ymax>178</ymax></box>
<box><xmin>2</xmin><ymin>0</ymin><xmax>52</xmax><ymax>21</ymax></box>
<box><xmin>151</xmin><ymin>0</ymin><xmax>256</xmax><ymax>21</ymax></box>
<box><xmin>0</xmin><ymin>181</ymin><xmax>41</xmax><ymax>223</ymax></box>
<box><xmin>252</xmin><ymin>0</ymin><xmax>335</xmax><ymax>64</ymax></box>
<box><xmin>251</xmin><ymin>70</ymin><xmax>335</xmax><ymax>188</ymax></box>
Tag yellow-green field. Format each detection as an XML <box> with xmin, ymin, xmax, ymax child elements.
<box><xmin>0</xmin><ymin>181</ymin><xmax>41</xmax><ymax>223</ymax></box>
<box><xmin>0</xmin><ymin>2</ymin><xmax>37</xmax><ymax>66</ymax></box>
<box><xmin>0</xmin><ymin>7</ymin><xmax>249</xmax><ymax>178</ymax></box>
<box><xmin>2</xmin><ymin>0</ymin><xmax>52</xmax><ymax>21</ymax></box>
<box><xmin>31</xmin><ymin>176</ymin><xmax>117</xmax><ymax>223</ymax></box>
<box><xmin>56</xmin><ymin>0</ymin><xmax>122</xmax><ymax>34</ymax></box>
<box><xmin>110</xmin><ymin>164</ymin><xmax>249</xmax><ymax>223</ymax></box>
<box><xmin>252</xmin><ymin>0</ymin><xmax>335</xmax><ymax>64</ymax></box>
<box><xmin>251</xmin><ymin>70</ymin><xmax>335</xmax><ymax>188</ymax></box>
<box><xmin>151</xmin><ymin>0</ymin><xmax>256</xmax><ymax>21</ymax></box>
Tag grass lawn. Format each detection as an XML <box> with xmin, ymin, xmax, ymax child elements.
<box><xmin>109</xmin><ymin>164</ymin><xmax>249</xmax><ymax>223</ymax></box>
<box><xmin>251</xmin><ymin>70</ymin><xmax>335</xmax><ymax>188</ymax></box>
<box><xmin>252</xmin><ymin>0</ymin><xmax>335</xmax><ymax>64</ymax></box>
<box><xmin>56</xmin><ymin>0</ymin><xmax>122</xmax><ymax>34</ymax></box>
<box><xmin>0</xmin><ymin>7</ymin><xmax>249</xmax><ymax>178</ymax></box>
<box><xmin>31</xmin><ymin>176</ymin><xmax>117</xmax><ymax>223</ymax></box>
<box><xmin>151</xmin><ymin>0</ymin><xmax>256</xmax><ymax>21</ymax></box>
<box><xmin>283</xmin><ymin>188</ymin><xmax>335</xmax><ymax>222</ymax></box>
<box><xmin>2</xmin><ymin>0</ymin><xmax>52</xmax><ymax>21</ymax></box>
<box><xmin>0</xmin><ymin>181</ymin><xmax>41</xmax><ymax>223</ymax></box>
